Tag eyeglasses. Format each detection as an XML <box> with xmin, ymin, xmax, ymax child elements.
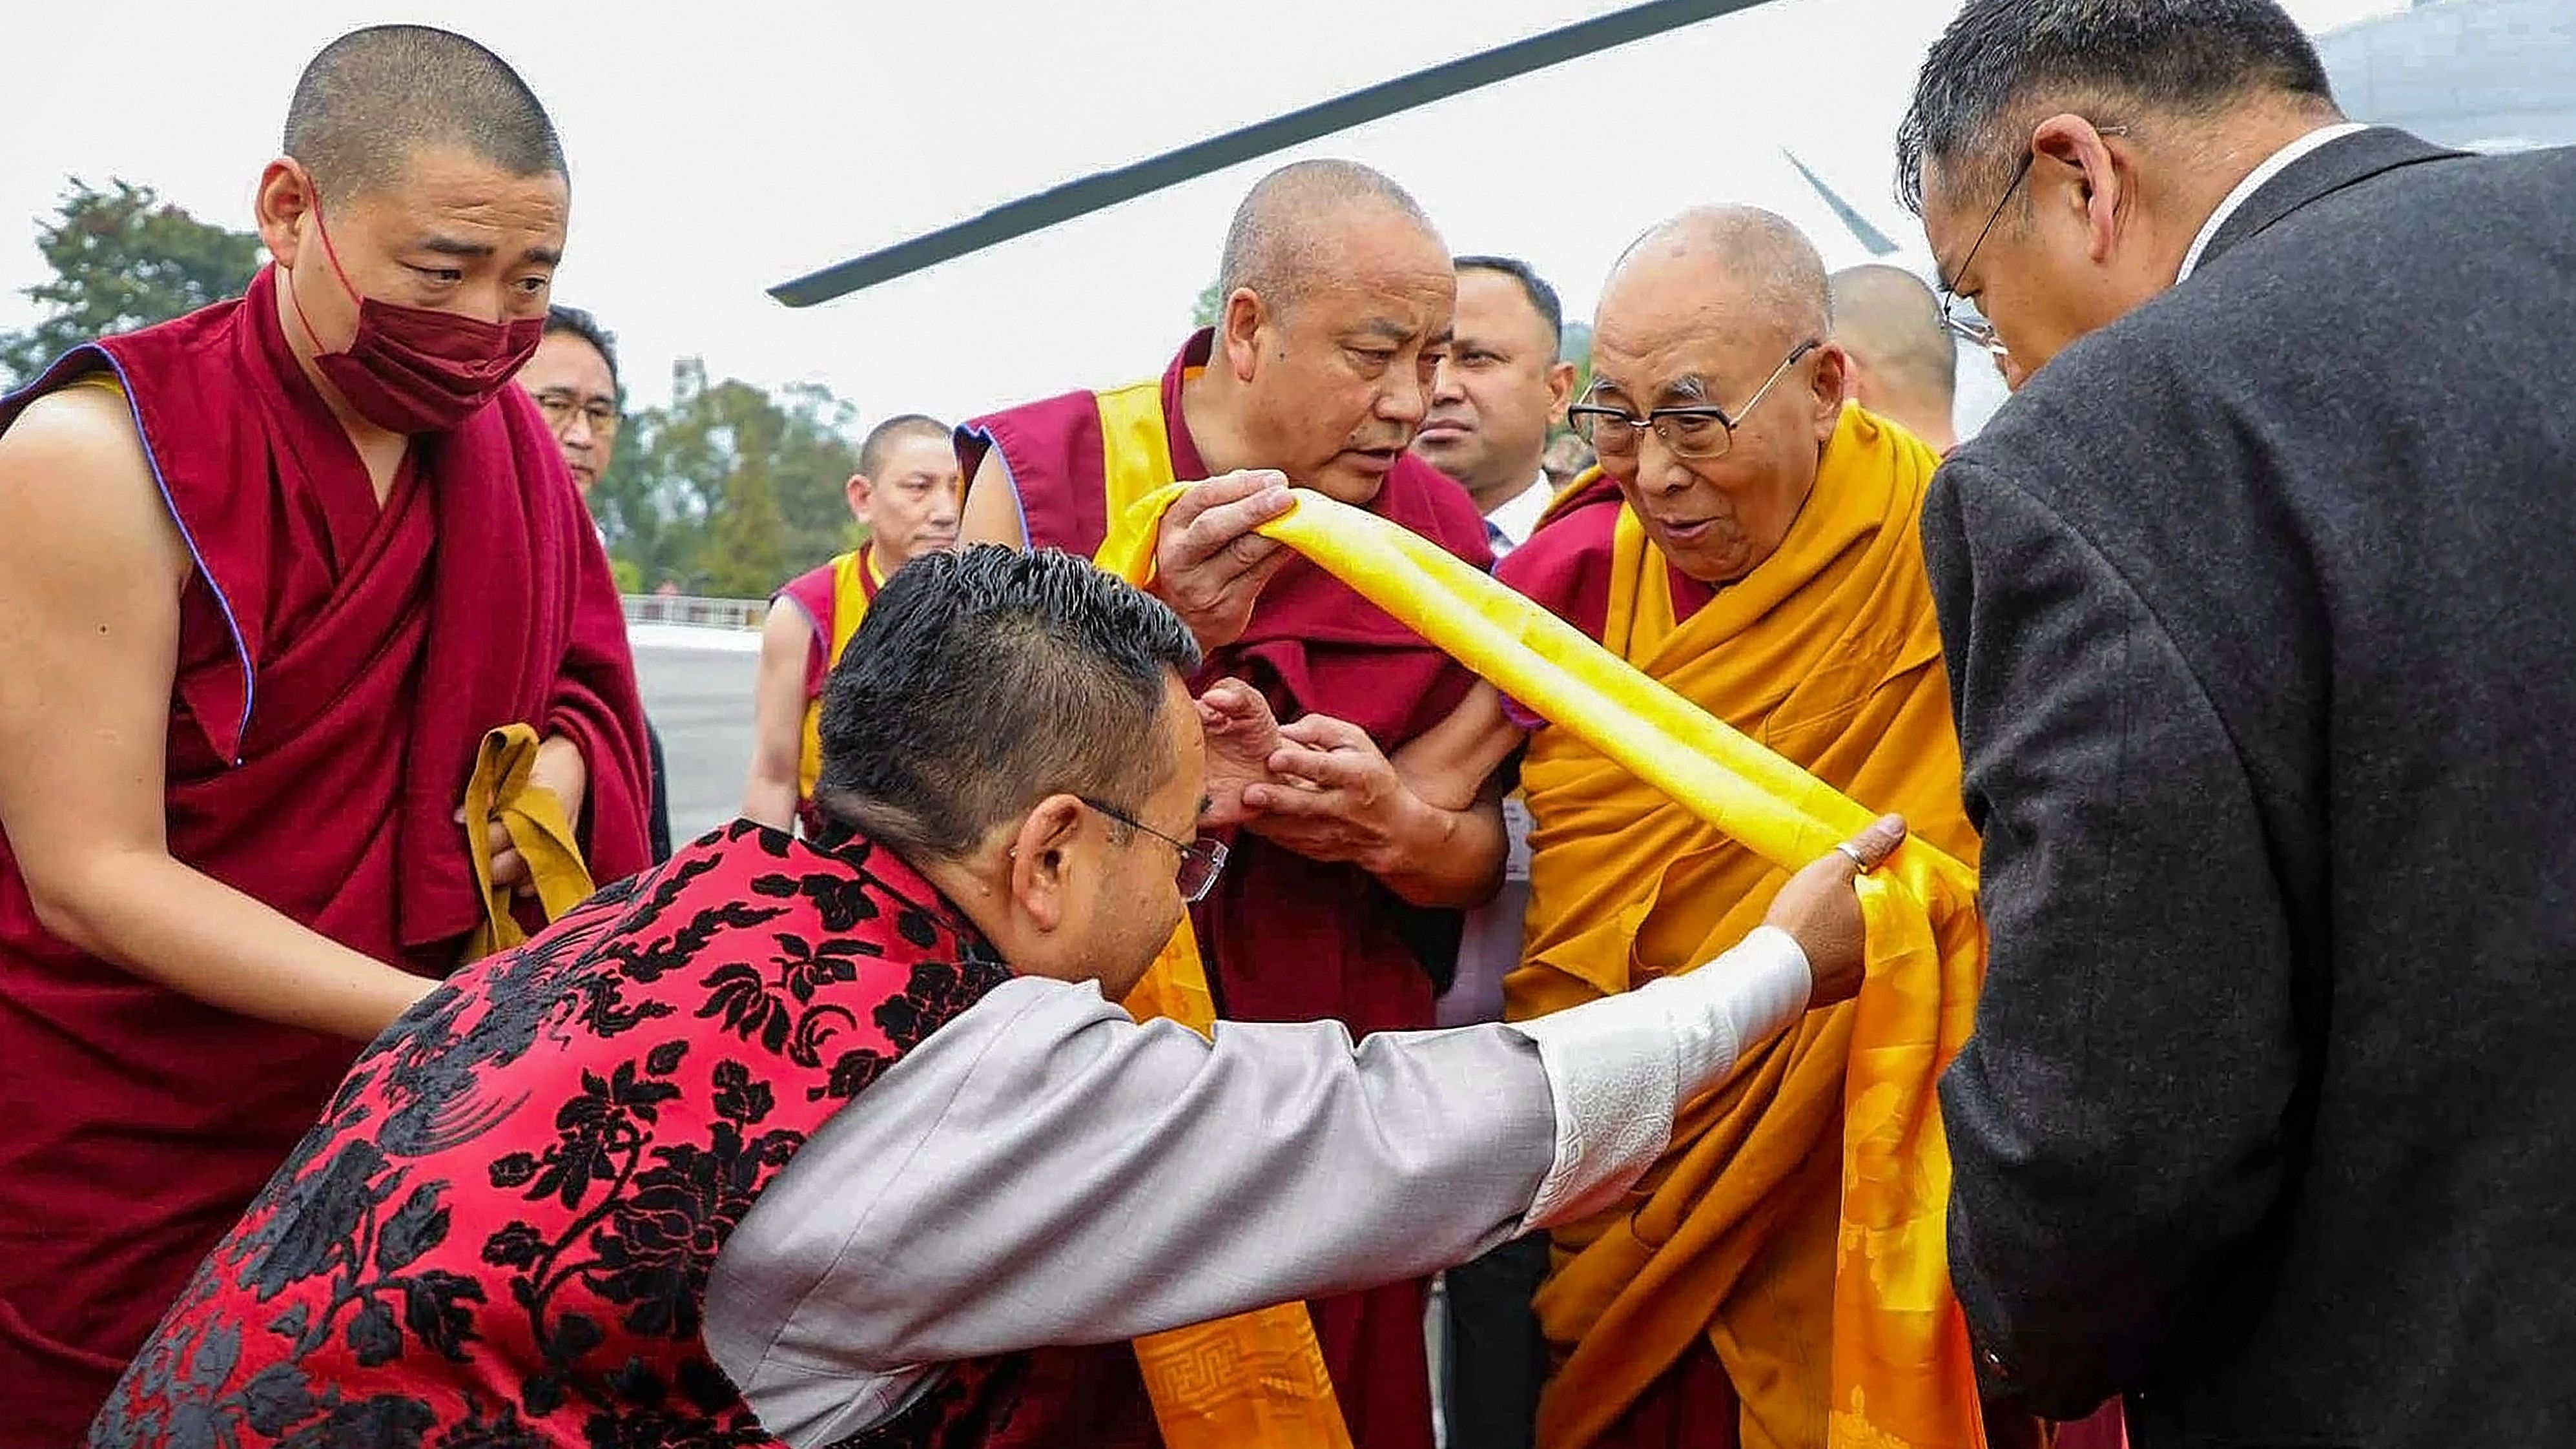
<box><xmin>1080</xmin><ymin>797</ymin><xmax>1229</xmax><ymax>905</ymax></box>
<box><xmin>533</xmin><ymin>390</ymin><xmax>619</xmax><ymax>438</ymax></box>
<box><xmin>1935</xmin><ymin>127</ymin><xmax>2127</xmax><ymax>360</ymax></box>
<box><xmin>1565</xmin><ymin>340</ymin><xmax>1820</xmax><ymax>462</ymax></box>
<box><xmin>1933</xmin><ymin>152</ymin><xmax>2030</xmax><ymax>360</ymax></box>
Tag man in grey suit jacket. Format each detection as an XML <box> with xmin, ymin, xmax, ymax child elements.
<box><xmin>1895</xmin><ymin>2</ymin><xmax>2576</xmax><ymax>1445</ymax></box>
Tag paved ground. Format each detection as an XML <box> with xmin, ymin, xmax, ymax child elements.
<box><xmin>632</xmin><ymin>626</ymin><xmax>761</xmax><ymax>844</ymax></box>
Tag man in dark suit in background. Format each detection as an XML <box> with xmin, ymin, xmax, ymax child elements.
<box><xmin>1897</xmin><ymin>3</ymin><xmax>2576</xmax><ymax>1446</ymax></box>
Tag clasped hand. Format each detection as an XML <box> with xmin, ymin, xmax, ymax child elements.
<box><xmin>1197</xmin><ymin>679</ymin><xmax>1432</xmax><ymax>874</ymax></box>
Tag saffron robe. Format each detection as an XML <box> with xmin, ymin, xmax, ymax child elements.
<box><xmin>1097</xmin><ymin>458</ymin><xmax>1993</xmax><ymax>1449</ymax></box>
<box><xmin>775</xmin><ymin>544</ymin><xmax>883</xmax><ymax>812</ymax></box>
<box><xmin>0</xmin><ymin>265</ymin><xmax>650</xmax><ymax>1446</ymax></box>
<box><xmin>1497</xmin><ymin>408</ymin><xmax>1981</xmax><ymax>1449</ymax></box>
<box><xmin>960</xmin><ymin>329</ymin><xmax>1492</xmax><ymax>1449</ymax></box>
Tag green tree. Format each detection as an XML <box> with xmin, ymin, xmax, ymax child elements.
<box><xmin>1191</xmin><ymin>277</ymin><xmax>1224</xmax><ymax>329</ymax></box>
<box><xmin>1</xmin><ymin>179</ymin><xmax>263</xmax><ymax>384</ymax></box>
<box><xmin>596</xmin><ymin>358</ymin><xmax>866</xmax><ymax>597</ymax></box>
<box><xmin>767</xmin><ymin>381</ymin><xmax>867</xmax><ymax>562</ymax></box>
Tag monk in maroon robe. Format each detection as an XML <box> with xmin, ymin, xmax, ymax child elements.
<box><xmin>0</xmin><ymin>26</ymin><xmax>648</xmax><ymax>1443</ymax></box>
<box><xmin>958</xmin><ymin>159</ymin><xmax>1506</xmax><ymax>1449</ymax></box>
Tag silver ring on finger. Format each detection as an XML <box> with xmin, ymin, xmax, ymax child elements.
<box><xmin>1833</xmin><ymin>842</ymin><xmax>1871</xmax><ymax>871</ymax></box>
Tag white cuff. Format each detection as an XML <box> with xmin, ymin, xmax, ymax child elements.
<box><xmin>1653</xmin><ymin>925</ymin><xmax>1813</xmax><ymax>1098</ymax></box>
<box><xmin>1503</xmin><ymin>925</ymin><xmax>1813</xmax><ymax>1229</ymax></box>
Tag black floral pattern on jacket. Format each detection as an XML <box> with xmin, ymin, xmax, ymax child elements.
<box><xmin>88</xmin><ymin>821</ymin><xmax>1014</xmax><ymax>1449</ymax></box>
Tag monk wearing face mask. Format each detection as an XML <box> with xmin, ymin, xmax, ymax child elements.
<box><xmin>0</xmin><ymin>25</ymin><xmax>650</xmax><ymax>1443</ymax></box>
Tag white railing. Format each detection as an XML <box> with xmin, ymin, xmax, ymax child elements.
<box><xmin>621</xmin><ymin>594</ymin><xmax>767</xmax><ymax>631</ymax></box>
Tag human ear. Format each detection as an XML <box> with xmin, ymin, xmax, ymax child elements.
<box><xmin>2032</xmin><ymin>114</ymin><xmax>2125</xmax><ymax>265</ymax></box>
<box><xmin>253</xmin><ymin>159</ymin><xmax>316</xmax><ymax>269</ymax></box>
<box><xmin>1221</xmin><ymin>289</ymin><xmax>1266</xmax><ymax>381</ymax></box>
<box><xmin>1007</xmin><ymin>794</ymin><xmax>1089</xmax><ymax>933</ymax></box>
<box><xmin>1808</xmin><ymin>345</ymin><xmax>1851</xmax><ymax>439</ymax></box>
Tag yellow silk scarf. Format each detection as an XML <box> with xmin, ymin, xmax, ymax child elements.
<box><xmin>459</xmin><ymin>723</ymin><xmax>598</xmax><ymax>963</ymax></box>
<box><xmin>1095</xmin><ymin>427</ymin><xmax>1990</xmax><ymax>1449</ymax></box>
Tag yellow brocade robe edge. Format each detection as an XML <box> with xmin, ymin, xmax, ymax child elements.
<box><xmin>1092</xmin><ymin>379</ymin><xmax>1358</xmax><ymax>1449</ymax></box>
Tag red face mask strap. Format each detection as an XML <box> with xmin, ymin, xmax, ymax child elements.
<box><xmin>307</xmin><ymin>189</ymin><xmax>364</xmax><ymax>305</ymax></box>
<box><xmin>280</xmin><ymin>169</ymin><xmax>362</xmax><ymax>354</ymax></box>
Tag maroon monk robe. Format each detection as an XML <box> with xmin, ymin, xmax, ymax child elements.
<box><xmin>1493</xmin><ymin>468</ymin><xmax>1716</xmax><ymax>639</ymax></box>
<box><xmin>0</xmin><ymin>265</ymin><xmax>650</xmax><ymax>1448</ymax></box>
<box><xmin>959</xmin><ymin>331</ymin><xmax>1492</xmax><ymax>1449</ymax></box>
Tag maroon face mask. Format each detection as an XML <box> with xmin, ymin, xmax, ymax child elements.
<box><xmin>284</xmin><ymin>193</ymin><xmax>545</xmax><ymax>435</ymax></box>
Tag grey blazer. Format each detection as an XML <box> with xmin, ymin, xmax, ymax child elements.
<box><xmin>1926</xmin><ymin>129</ymin><xmax>2576</xmax><ymax>1448</ymax></box>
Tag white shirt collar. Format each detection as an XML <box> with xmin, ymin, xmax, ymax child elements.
<box><xmin>1484</xmin><ymin>472</ymin><xmax>1554</xmax><ymax>555</ymax></box>
<box><xmin>2178</xmin><ymin>121</ymin><xmax>2372</xmax><ymax>282</ymax></box>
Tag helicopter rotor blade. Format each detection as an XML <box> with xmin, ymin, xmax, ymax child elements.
<box><xmin>1782</xmin><ymin>149</ymin><xmax>1901</xmax><ymax>258</ymax></box>
<box><xmin>767</xmin><ymin>0</ymin><xmax>1786</xmax><ymax>307</ymax></box>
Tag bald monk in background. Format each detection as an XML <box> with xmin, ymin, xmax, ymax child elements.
<box><xmin>958</xmin><ymin>158</ymin><xmax>1503</xmax><ymax>1449</ymax></box>
<box><xmin>1828</xmin><ymin>263</ymin><xmax>1959</xmax><ymax>453</ymax></box>
<box><xmin>745</xmin><ymin>412</ymin><xmax>961</xmax><ymax>834</ymax></box>
<box><xmin>0</xmin><ymin>26</ymin><xmax>648</xmax><ymax>1438</ymax></box>
<box><xmin>1367</xmin><ymin>209</ymin><xmax>1984</xmax><ymax>1448</ymax></box>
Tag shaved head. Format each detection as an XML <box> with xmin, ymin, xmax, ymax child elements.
<box><xmin>1587</xmin><ymin>207</ymin><xmax>1846</xmax><ymax>586</ymax></box>
<box><xmin>1602</xmin><ymin>206</ymin><xmax>1831</xmax><ymax>347</ymax></box>
<box><xmin>283</xmin><ymin>25</ymin><xmax>564</xmax><ymax>198</ymax></box>
<box><xmin>1191</xmin><ymin>159</ymin><xmax>1454</xmax><ymax>506</ymax></box>
<box><xmin>1216</xmin><ymin>159</ymin><xmax>1442</xmax><ymax>313</ymax></box>
<box><xmin>858</xmin><ymin>413</ymin><xmax>951</xmax><ymax>480</ymax></box>
<box><xmin>1830</xmin><ymin>264</ymin><xmax>1957</xmax><ymax>435</ymax></box>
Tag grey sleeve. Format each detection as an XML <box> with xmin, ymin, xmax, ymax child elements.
<box><xmin>709</xmin><ymin>977</ymin><xmax>1557</xmax><ymax>1397</ymax></box>
<box><xmin>1923</xmin><ymin>466</ymin><xmax>2302</xmax><ymax>1417</ymax></box>
<box><xmin>710</xmin><ymin>929</ymin><xmax>1812</xmax><ymax>1443</ymax></box>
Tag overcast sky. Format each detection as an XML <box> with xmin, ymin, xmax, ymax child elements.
<box><xmin>5</xmin><ymin>0</ymin><xmax>2407</xmax><ymax>431</ymax></box>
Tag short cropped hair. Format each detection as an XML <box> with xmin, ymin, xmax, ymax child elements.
<box><xmin>542</xmin><ymin>305</ymin><xmax>617</xmax><ymax>389</ymax></box>
<box><xmin>283</xmin><ymin>25</ymin><xmax>565</xmax><ymax>199</ymax></box>
<box><xmin>1897</xmin><ymin>0</ymin><xmax>2335</xmax><ymax>214</ymax></box>
<box><xmin>815</xmin><ymin>546</ymin><xmax>1203</xmax><ymax>859</ymax></box>
<box><xmin>857</xmin><ymin>413</ymin><xmax>951</xmax><ymax>480</ymax></box>
<box><xmin>1454</xmin><ymin>255</ymin><xmax>1564</xmax><ymax>355</ymax></box>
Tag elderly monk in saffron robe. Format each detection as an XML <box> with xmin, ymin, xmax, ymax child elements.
<box><xmin>0</xmin><ymin>26</ymin><xmax>649</xmax><ymax>1443</ymax></box>
<box><xmin>1386</xmin><ymin>208</ymin><xmax>1983</xmax><ymax>1449</ymax></box>
<box><xmin>957</xmin><ymin>159</ymin><xmax>1505</xmax><ymax>1449</ymax></box>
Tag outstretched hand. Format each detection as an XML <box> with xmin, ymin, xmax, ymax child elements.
<box><xmin>1199</xmin><ymin>679</ymin><xmax>1286</xmax><ymax>830</ymax></box>
<box><xmin>1762</xmin><ymin>814</ymin><xmax>1908</xmax><ymax>1007</ymax></box>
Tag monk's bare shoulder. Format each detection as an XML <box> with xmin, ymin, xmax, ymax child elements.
<box><xmin>960</xmin><ymin>449</ymin><xmax>1024</xmax><ymax>548</ymax></box>
<box><xmin>757</xmin><ymin>599</ymin><xmax>813</xmax><ymax>668</ymax></box>
<box><xmin>0</xmin><ymin>384</ymin><xmax>191</xmax><ymax>592</ymax></box>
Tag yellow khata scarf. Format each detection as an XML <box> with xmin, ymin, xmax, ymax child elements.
<box><xmin>1095</xmin><ymin>438</ymin><xmax>1990</xmax><ymax>1449</ymax></box>
<box><xmin>459</xmin><ymin>723</ymin><xmax>598</xmax><ymax>963</ymax></box>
